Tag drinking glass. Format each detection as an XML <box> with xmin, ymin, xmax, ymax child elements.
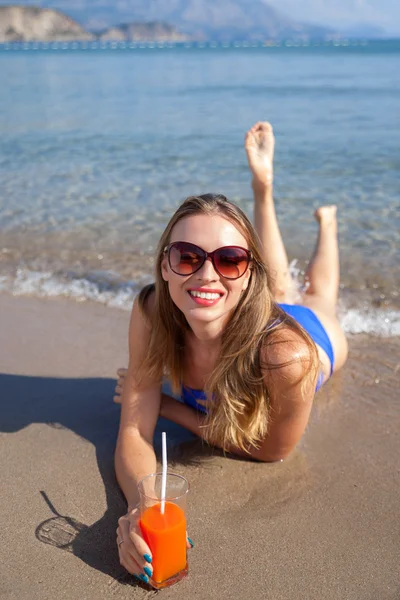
<box><xmin>138</xmin><ymin>472</ymin><xmax>189</xmax><ymax>589</ymax></box>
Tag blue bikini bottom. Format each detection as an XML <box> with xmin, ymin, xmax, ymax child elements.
<box><xmin>278</xmin><ymin>303</ymin><xmax>334</xmax><ymax>388</ymax></box>
<box><xmin>165</xmin><ymin>304</ymin><xmax>335</xmax><ymax>414</ymax></box>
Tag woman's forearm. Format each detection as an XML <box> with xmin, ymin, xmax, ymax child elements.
<box><xmin>115</xmin><ymin>429</ymin><xmax>157</xmax><ymax>511</ymax></box>
<box><xmin>160</xmin><ymin>395</ymin><xmax>253</xmax><ymax>459</ymax></box>
<box><xmin>161</xmin><ymin>394</ymin><xmax>206</xmax><ymax>436</ymax></box>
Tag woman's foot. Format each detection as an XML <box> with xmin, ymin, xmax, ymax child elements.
<box><xmin>314</xmin><ymin>205</ymin><xmax>337</xmax><ymax>228</ymax></box>
<box><xmin>114</xmin><ymin>368</ymin><xmax>127</xmax><ymax>404</ymax></box>
<box><xmin>245</xmin><ymin>121</ymin><xmax>275</xmax><ymax>188</ymax></box>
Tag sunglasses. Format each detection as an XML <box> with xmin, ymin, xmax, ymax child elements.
<box><xmin>164</xmin><ymin>241</ymin><xmax>252</xmax><ymax>280</ymax></box>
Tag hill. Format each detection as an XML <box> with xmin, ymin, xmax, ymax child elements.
<box><xmin>0</xmin><ymin>5</ymin><xmax>94</xmax><ymax>42</ymax></box>
<box><xmin>98</xmin><ymin>22</ymin><xmax>190</xmax><ymax>42</ymax></box>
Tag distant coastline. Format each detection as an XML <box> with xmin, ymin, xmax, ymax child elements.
<box><xmin>0</xmin><ymin>6</ymin><xmax>190</xmax><ymax>43</ymax></box>
<box><xmin>0</xmin><ymin>4</ymin><xmax>368</xmax><ymax>44</ymax></box>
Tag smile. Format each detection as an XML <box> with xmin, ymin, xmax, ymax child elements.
<box><xmin>189</xmin><ymin>291</ymin><xmax>222</xmax><ymax>300</ymax></box>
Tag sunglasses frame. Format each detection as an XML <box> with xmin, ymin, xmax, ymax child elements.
<box><xmin>163</xmin><ymin>241</ymin><xmax>253</xmax><ymax>280</ymax></box>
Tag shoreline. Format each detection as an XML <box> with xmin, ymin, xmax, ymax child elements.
<box><xmin>0</xmin><ymin>272</ymin><xmax>399</xmax><ymax>336</ymax></box>
<box><xmin>1</xmin><ymin>293</ymin><xmax>399</xmax><ymax>599</ymax></box>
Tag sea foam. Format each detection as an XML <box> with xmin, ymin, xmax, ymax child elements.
<box><xmin>0</xmin><ymin>268</ymin><xmax>399</xmax><ymax>337</ymax></box>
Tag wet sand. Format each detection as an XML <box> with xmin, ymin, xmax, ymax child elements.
<box><xmin>0</xmin><ymin>293</ymin><xmax>399</xmax><ymax>600</ymax></box>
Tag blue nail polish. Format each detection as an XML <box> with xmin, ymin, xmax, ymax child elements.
<box><xmin>143</xmin><ymin>566</ymin><xmax>152</xmax><ymax>578</ymax></box>
<box><xmin>140</xmin><ymin>574</ymin><xmax>149</xmax><ymax>584</ymax></box>
<box><xmin>188</xmin><ymin>537</ymin><xmax>194</xmax><ymax>548</ymax></box>
<box><xmin>143</xmin><ymin>553</ymin><xmax>152</xmax><ymax>563</ymax></box>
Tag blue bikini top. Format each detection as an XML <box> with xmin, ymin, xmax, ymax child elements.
<box><xmin>180</xmin><ymin>303</ymin><xmax>330</xmax><ymax>412</ymax></box>
<box><xmin>181</xmin><ymin>385</ymin><xmax>209</xmax><ymax>414</ymax></box>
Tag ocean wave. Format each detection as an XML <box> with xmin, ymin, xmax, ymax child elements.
<box><xmin>0</xmin><ymin>268</ymin><xmax>149</xmax><ymax>310</ymax></box>
<box><xmin>339</xmin><ymin>308</ymin><xmax>400</xmax><ymax>337</ymax></box>
<box><xmin>0</xmin><ymin>268</ymin><xmax>399</xmax><ymax>337</ymax></box>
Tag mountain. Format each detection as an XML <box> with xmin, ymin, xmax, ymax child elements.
<box><xmin>99</xmin><ymin>22</ymin><xmax>190</xmax><ymax>42</ymax></box>
<box><xmin>0</xmin><ymin>5</ymin><xmax>94</xmax><ymax>41</ymax></box>
<box><xmin>83</xmin><ymin>0</ymin><xmax>332</xmax><ymax>40</ymax></box>
<box><xmin>4</xmin><ymin>1</ymin><xmax>333</xmax><ymax>41</ymax></box>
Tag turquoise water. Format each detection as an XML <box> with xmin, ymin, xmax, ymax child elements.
<box><xmin>0</xmin><ymin>42</ymin><xmax>399</xmax><ymax>333</ymax></box>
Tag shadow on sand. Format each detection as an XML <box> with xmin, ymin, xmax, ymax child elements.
<box><xmin>0</xmin><ymin>373</ymin><xmax>216</xmax><ymax>587</ymax></box>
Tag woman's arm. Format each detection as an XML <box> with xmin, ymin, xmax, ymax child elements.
<box><xmin>115</xmin><ymin>295</ymin><xmax>161</xmax><ymax>509</ymax></box>
<box><xmin>115</xmin><ymin>384</ymin><xmax>160</xmax><ymax>510</ymax></box>
<box><xmin>114</xmin><ymin>294</ymin><xmax>164</xmax><ymax>580</ymax></box>
<box><xmin>160</xmin><ymin>395</ymin><xmax>258</xmax><ymax>459</ymax></box>
<box><xmin>252</xmin><ymin>329</ymin><xmax>317</xmax><ymax>462</ymax></box>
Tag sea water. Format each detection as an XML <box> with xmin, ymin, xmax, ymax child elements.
<box><xmin>0</xmin><ymin>41</ymin><xmax>399</xmax><ymax>335</ymax></box>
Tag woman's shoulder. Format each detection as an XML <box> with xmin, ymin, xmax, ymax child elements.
<box><xmin>128</xmin><ymin>284</ymin><xmax>156</xmax><ymax>339</ymax></box>
<box><xmin>136</xmin><ymin>283</ymin><xmax>156</xmax><ymax>320</ymax></box>
<box><xmin>261</xmin><ymin>324</ymin><xmax>316</xmax><ymax>386</ymax></box>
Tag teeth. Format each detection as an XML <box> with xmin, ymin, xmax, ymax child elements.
<box><xmin>190</xmin><ymin>291</ymin><xmax>221</xmax><ymax>300</ymax></box>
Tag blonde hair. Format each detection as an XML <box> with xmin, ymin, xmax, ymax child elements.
<box><xmin>138</xmin><ymin>194</ymin><xmax>318</xmax><ymax>453</ymax></box>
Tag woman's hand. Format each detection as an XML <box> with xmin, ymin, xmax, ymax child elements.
<box><xmin>117</xmin><ymin>505</ymin><xmax>194</xmax><ymax>584</ymax></box>
<box><xmin>117</xmin><ymin>507</ymin><xmax>154</xmax><ymax>584</ymax></box>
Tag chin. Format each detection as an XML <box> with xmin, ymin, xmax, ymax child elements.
<box><xmin>187</xmin><ymin>305</ymin><xmax>232</xmax><ymax>325</ymax></box>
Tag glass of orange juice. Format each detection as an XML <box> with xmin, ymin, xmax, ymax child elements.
<box><xmin>138</xmin><ymin>472</ymin><xmax>189</xmax><ymax>589</ymax></box>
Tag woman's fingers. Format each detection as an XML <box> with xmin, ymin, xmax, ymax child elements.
<box><xmin>117</xmin><ymin>527</ymin><xmax>143</xmax><ymax>575</ymax></box>
<box><xmin>129</xmin><ymin>524</ymin><xmax>153</xmax><ymax>567</ymax></box>
<box><xmin>118</xmin><ymin>544</ymin><xmax>142</xmax><ymax>576</ymax></box>
<box><xmin>117</xmin><ymin>516</ymin><xmax>153</xmax><ymax>578</ymax></box>
<box><xmin>114</xmin><ymin>377</ymin><xmax>124</xmax><ymax>403</ymax></box>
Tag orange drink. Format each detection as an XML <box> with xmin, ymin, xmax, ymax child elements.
<box><xmin>140</xmin><ymin>501</ymin><xmax>187</xmax><ymax>583</ymax></box>
<box><xmin>138</xmin><ymin>472</ymin><xmax>189</xmax><ymax>589</ymax></box>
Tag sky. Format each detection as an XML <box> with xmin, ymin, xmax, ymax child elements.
<box><xmin>1</xmin><ymin>0</ymin><xmax>399</xmax><ymax>35</ymax></box>
<box><xmin>265</xmin><ymin>0</ymin><xmax>400</xmax><ymax>35</ymax></box>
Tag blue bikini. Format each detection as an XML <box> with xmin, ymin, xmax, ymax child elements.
<box><xmin>179</xmin><ymin>304</ymin><xmax>335</xmax><ymax>413</ymax></box>
<box><xmin>278</xmin><ymin>303</ymin><xmax>335</xmax><ymax>385</ymax></box>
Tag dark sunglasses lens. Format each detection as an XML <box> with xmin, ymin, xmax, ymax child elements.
<box><xmin>215</xmin><ymin>247</ymin><xmax>250</xmax><ymax>279</ymax></box>
<box><xmin>169</xmin><ymin>243</ymin><xmax>203</xmax><ymax>275</ymax></box>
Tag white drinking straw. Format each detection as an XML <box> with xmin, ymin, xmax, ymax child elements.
<box><xmin>160</xmin><ymin>431</ymin><xmax>167</xmax><ymax>514</ymax></box>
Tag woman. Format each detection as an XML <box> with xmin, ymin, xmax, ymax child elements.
<box><xmin>114</xmin><ymin>122</ymin><xmax>348</xmax><ymax>582</ymax></box>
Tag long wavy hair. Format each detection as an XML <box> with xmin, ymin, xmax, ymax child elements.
<box><xmin>138</xmin><ymin>194</ymin><xmax>318</xmax><ymax>453</ymax></box>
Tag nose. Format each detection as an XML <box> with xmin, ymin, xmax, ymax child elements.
<box><xmin>196</xmin><ymin>256</ymin><xmax>219</xmax><ymax>281</ymax></box>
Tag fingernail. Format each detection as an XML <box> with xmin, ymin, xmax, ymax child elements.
<box><xmin>188</xmin><ymin>537</ymin><xmax>194</xmax><ymax>548</ymax></box>
<box><xmin>143</xmin><ymin>553</ymin><xmax>152</xmax><ymax>563</ymax></box>
<box><xmin>140</xmin><ymin>574</ymin><xmax>149</xmax><ymax>584</ymax></box>
<box><xmin>143</xmin><ymin>566</ymin><xmax>152</xmax><ymax>578</ymax></box>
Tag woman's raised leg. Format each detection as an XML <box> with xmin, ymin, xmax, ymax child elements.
<box><xmin>245</xmin><ymin>122</ymin><xmax>293</xmax><ymax>302</ymax></box>
<box><xmin>301</xmin><ymin>206</ymin><xmax>348</xmax><ymax>372</ymax></box>
<box><xmin>304</xmin><ymin>206</ymin><xmax>339</xmax><ymax>304</ymax></box>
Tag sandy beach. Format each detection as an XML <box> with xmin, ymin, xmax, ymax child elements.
<box><xmin>0</xmin><ymin>292</ymin><xmax>399</xmax><ymax>600</ymax></box>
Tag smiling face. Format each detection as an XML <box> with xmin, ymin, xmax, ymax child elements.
<box><xmin>161</xmin><ymin>214</ymin><xmax>252</xmax><ymax>336</ymax></box>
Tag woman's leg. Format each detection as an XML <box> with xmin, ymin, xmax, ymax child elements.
<box><xmin>301</xmin><ymin>207</ymin><xmax>348</xmax><ymax>372</ymax></box>
<box><xmin>245</xmin><ymin>122</ymin><xmax>293</xmax><ymax>302</ymax></box>
<box><xmin>304</xmin><ymin>206</ymin><xmax>339</xmax><ymax>304</ymax></box>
